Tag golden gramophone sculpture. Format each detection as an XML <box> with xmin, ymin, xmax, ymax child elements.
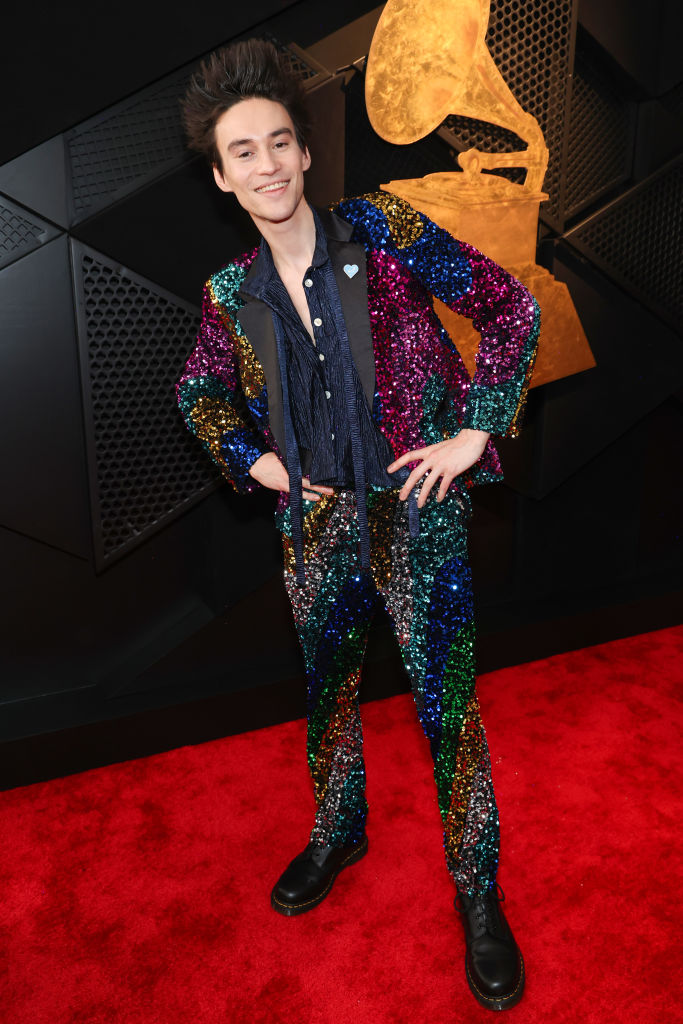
<box><xmin>365</xmin><ymin>0</ymin><xmax>594</xmax><ymax>388</ymax></box>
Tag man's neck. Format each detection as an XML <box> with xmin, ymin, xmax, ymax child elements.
<box><xmin>254</xmin><ymin>198</ymin><xmax>316</xmax><ymax>277</ymax></box>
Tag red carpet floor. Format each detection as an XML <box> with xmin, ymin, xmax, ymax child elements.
<box><xmin>2</xmin><ymin>626</ymin><xmax>681</xmax><ymax>1023</ymax></box>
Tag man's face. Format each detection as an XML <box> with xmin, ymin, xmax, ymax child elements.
<box><xmin>212</xmin><ymin>97</ymin><xmax>311</xmax><ymax>229</ymax></box>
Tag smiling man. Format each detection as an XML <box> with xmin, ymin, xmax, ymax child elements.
<box><xmin>178</xmin><ymin>38</ymin><xmax>539</xmax><ymax>1012</ymax></box>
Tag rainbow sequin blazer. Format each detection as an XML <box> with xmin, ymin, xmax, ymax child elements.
<box><xmin>177</xmin><ymin>192</ymin><xmax>541</xmax><ymax>495</ymax></box>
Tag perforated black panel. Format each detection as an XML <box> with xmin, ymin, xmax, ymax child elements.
<box><xmin>0</xmin><ymin>195</ymin><xmax>57</xmax><ymax>270</ymax></box>
<box><xmin>439</xmin><ymin>0</ymin><xmax>576</xmax><ymax>222</ymax></box>
<box><xmin>66</xmin><ymin>72</ymin><xmax>190</xmax><ymax>223</ymax></box>
<box><xmin>565</xmin><ymin>158</ymin><xmax>683</xmax><ymax>333</ymax></box>
<box><xmin>439</xmin><ymin>115</ymin><xmax>526</xmax><ymax>185</ymax></box>
<box><xmin>272</xmin><ymin>39</ymin><xmax>327</xmax><ymax>82</ymax></box>
<box><xmin>564</xmin><ymin>47</ymin><xmax>635</xmax><ymax>219</ymax></box>
<box><xmin>440</xmin><ymin>115</ymin><xmax>524</xmax><ymax>156</ymax></box>
<box><xmin>72</xmin><ymin>242</ymin><xmax>218</xmax><ymax>568</ymax></box>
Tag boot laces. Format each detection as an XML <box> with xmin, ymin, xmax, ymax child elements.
<box><xmin>455</xmin><ymin>883</ymin><xmax>506</xmax><ymax>934</ymax></box>
<box><xmin>474</xmin><ymin>883</ymin><xmax>506</xmax><ymax>934</ymax></box>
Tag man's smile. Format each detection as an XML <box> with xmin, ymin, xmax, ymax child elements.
<box><xmin>255</xmin><ymin>180</ymin><xmax>289</xmax><ymax>193</ymax></box>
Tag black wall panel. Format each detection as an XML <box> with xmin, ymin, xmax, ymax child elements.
<box><xmin>0</xmin><ymin>194</ymin><xmax>61</xmax><ymax>269</ymax></box>
<box><xmin>564</xmin><ymin>157</ymin><xmax>683</xmax><ymax>332</ymax></box>
<box><xmin>578</xmin><ymin>0</ymin><xmax>683</xmax><ymax>95</ymax></box>
<box><xmin>634</xmin><ymin>92</ymin><xmax>683</xmax><ymax>181</ymax></box>
<box><xmin>0</xmin><ymin>236</ymin><xmax>90</xmax><ymax>558</ymax></box>
<box><xmin>500</xmin><ymin>242</ymin><xmax>682</xmax><ymax>499</ymax></box>
<box><xmin>1</xmin><ymin>1</ymin><xmax>302</xmax><ymax>165</ymax></box>
<box><xmin>0</xmin><ymin>138</ymin><xmax>70</xmax><ymax>228</ymax></box>
<box><xmin>71</xmin><ymin>242</ymin><xmax>216</xmax><ymax>569</ymax></box>
<box><xmin>564</xmin><ymin>33</ymin><xmax>637</xmax><ymax>219</ymax></box>
<box><xmin>72</xmin><ymin>159</ymin><xmax>259</xmax><ymax>305</ymax></box>
<box><xmin>65</xmin><ymin>71</ymin><xmax>194</xmax><ymax>224</ymax></box>
<box><xmin>0</xmin><ymin>485</ymin><xmax>281</xmax><ymax>725</ymax></box>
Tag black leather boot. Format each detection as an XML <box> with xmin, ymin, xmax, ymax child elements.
<box><xmin>454</xmin><ymin>884</ymin><xmax>525</xmax><ymax>1011</ymax></box>
<box><xmin>271</xmin><ymin>835</ymin><xmax>368</xmax><ymax>916</ymax></box>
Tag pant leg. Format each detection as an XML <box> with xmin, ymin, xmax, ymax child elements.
<box><xmin>377</xmin><ymin>486</ymin><xmax>500</xmax><ymax>897</ymax></box>
<box><xmin>280</xmin><ymin>490</ymin><xmax>378</xmax><ymax>847</ymax></box>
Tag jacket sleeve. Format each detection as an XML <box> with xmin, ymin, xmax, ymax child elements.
<box><xmin>176</xmin><ymin>281</ymin><xmax>269</xmax><ymax>493</ymax></box>
<box><xmin>337</xmin><ymin>193</ymin><xmax>541</xmax><ymax>439</ymax></box>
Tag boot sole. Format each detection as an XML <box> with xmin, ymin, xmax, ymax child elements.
<box><xmin>465</xmin><ymin>951</ymin><xmax>525</xmax><ymax>1011</ymax></box>
<box><xmin>270</xmin><ymin>835</ymin><xmax>369</xmax><ymax>917</ymax></box>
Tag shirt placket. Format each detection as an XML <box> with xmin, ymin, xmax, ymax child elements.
<box><xmin>304</xmin><ymin>267</ymin><xmax>336</xmax><ymax>445</ymax></box>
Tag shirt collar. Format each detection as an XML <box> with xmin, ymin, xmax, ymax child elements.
<box><xmin>240</xmin><ymin>204</ymin><xmax>329</xmax><ymax>301</ymax></box>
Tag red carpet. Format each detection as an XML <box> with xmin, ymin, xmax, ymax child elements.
<box><xmin>2</xmin><ymin>626</ymin><xmax>681</xmax><ymax>1023</ymax></box>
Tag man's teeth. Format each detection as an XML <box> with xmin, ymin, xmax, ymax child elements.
<box><xmin>257</xmin><ymin>181</ymin><xmax>288</xmax><ymax>193</ymax></box>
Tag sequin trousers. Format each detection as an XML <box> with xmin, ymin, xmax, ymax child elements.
<box><xmin>277</xmin><ymin>485</ymin><xmax>500</xmax><ymax>898</ymax></box>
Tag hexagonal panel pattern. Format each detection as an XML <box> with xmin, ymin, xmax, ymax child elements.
<box><xmin>564</xmin><ymin>45</ymin><xmax>635</xmax><ymax>219</ymax></box>
<box><xmin>440</xmin><ymin>0</ymin><xmax>576</xmax><ymax>220</ymax></box>
<box><xmin>565</xmin><ymin>157</ymin><xmax>683</xmax><ymax>332</ymax></box>
<box><xmin>65</xmin><ymin>70</ymin><xmax>191</xmax><ymax>224</ymax></box>
<box><xmin>72</xmin><ymin>241</ymin><xmax>218</xmax><ymax>568</ymax></box>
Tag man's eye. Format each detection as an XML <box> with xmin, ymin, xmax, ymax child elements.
<box><xmin>238</xmin><ymin>151</ymin><xmax>252</xmax><ymax>159</ymax></box>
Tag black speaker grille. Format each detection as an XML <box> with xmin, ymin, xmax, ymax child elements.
<box><xmin>273</xmin><ymin>40</ymin><xmax>324</xmax><ymax>82</ymax></box>
<box><xmin>564</xmin><ymin>47</ymin><xmax>635</xmax><ymax>220</ymax></box>
<box><xmin>73</xmin><ymin>244</ymin><xmax>218</xmax><ymax>568</ymax></box>
<box><xmin>439</xmin><ymin>115</ymin><xmax>527</xmax><ymax>186</ymax></box>
<box><xmin>441</xmin><ymin>114</ymin><xmax>524</xmax><ymax>156</ymax></box>
<box><xmin>437</xmin><ymin>0</ymin><xmax>575</xmax><ymax>220</ymax></box>
<box><xmin>66</xmin><ymin>72</ymin><xmax>189</xmax><ymax>222</ymax></box>
<box><xmin>566</xmin><ymin>158</ymin><xmax>683</xmax><ymax>333</ymax></box>
<box><xmin>0</xmin><ymin>195</ymin><xmax>54</xmax><ymax>270</ymax></box>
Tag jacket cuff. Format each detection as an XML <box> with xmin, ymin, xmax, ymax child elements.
<box><xmin>221</xmin><ymin>429</ymin><xmax>270</xmax><ymax>494</ymax></box>
<box><xmin>461</xmin><ymin>384</ymin><xmax>522</xmax><ymax>438</ymax></box>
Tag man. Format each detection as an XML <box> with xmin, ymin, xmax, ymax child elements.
<box><xmin>178</xmin><ymin>38</ymin><xmax>539</xmax><ymax>1012</ymax></box>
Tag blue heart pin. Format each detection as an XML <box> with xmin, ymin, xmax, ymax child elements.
<box><xmin>343</xmin><ymin>264</ymin><xmax>359</xmax><ymax>278</ymax></box>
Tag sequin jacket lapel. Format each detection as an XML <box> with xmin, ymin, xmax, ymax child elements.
<box><xmin>176</xmin><ymin>192</ymin><xmax>541</xmax><ymax>495</ymax></box>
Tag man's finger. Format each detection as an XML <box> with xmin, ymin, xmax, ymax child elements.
<box><xmin>437</xmin><ymin>470</ymin><xmax>456</xmax><ymax>501</ymax></box>
<box><xmin>398</xmin><ymin>463</ymin><xmax>430</xmax><ymax>500</ymax></box>
<box><xmin>417</xmin><ymin>467</ymin><xmax>441</xmax><ymax>508</ymax></box>
<box><xmin>302</xmin><ymin>478</ymin><xmax>335</xmax><ymax>495</ymax></box>
<box><xmin>387</xmin><ymin>448</ymin><xmax>427</xmax><ymax>473</ymax></box>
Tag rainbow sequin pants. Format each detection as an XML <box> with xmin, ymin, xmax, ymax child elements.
<box><xmin>277</xmin><ymin>486</ymin><xmax>500</xmax><ymax>897</ymax></box>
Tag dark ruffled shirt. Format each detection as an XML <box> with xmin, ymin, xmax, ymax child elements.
<box><xmin>240</xmin><ymin>207</ymin><xmax>407</xmax><ymax>581</ymax></box>
<box><xmin>244</xmin><ymin>209</ymin><xmax>396</xmax><ymax>487</ymax></box>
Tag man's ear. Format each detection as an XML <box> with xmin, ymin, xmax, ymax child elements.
<box><xmin>302</xmin><ymin>146</ymin><xmax>311</xmax><ymax>172</ymax></box>
<box><xmin>212</xmin><ymin>162</ymin><xmax>233</xmax><ymax>193</ymax></box>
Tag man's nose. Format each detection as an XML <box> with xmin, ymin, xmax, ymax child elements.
<box><xmin>257</xmin><ymin>146</ymin><xmax>279</xmax><ymax>174</ymax></box>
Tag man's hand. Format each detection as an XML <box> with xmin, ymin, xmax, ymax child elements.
<box><xmin>387</xmin><ymin>429</ymin><xmax>490</xmax><ymax>508</ymax></box>
<box><xmin>248</xmin><ymin>452</ymin><xmax>335</xmax><ymax>501</ymax></box>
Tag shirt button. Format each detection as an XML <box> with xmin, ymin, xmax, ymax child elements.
<box><xmin>331</xmin><ymin>433</ymin><xmax>335</xmax><ymax>440</ymax></box>
<box><xmin>325</xmin><ymin>390</ymin><xmax>331</xmax><ymax>399</ymax></box>
<box><xmin>313</xmin><ymin>317</ymin><xmax>322</xmax><ymax>327</ymax></box>
<box><xmin>304</xmin><ymin>278</ymin><xmax>313</xmax><ymax>288</ymax></box>
<box><xmin>319</xmin><ymin>353</ymin><xmax>325</xmax><ymax>361</ymax></box>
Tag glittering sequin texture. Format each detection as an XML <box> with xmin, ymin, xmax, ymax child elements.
<box><xmin>176</xmin><ymin>258</ymin><xmax>273</xmax><ymax>492</ymax></box>
<box><xmin>175</xmin><ymin>193</ymin><xmax>539</xmax><ymax>895</ymax></box>
<box><xmin>278</xmin><ymin>485</ymin><xmax>499</xmax><ymax>896</ymax></box>
<box><xmin>176</xmin><ymin>193</ymin><xmax>540</xmax><ymax>495</ymax></box>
